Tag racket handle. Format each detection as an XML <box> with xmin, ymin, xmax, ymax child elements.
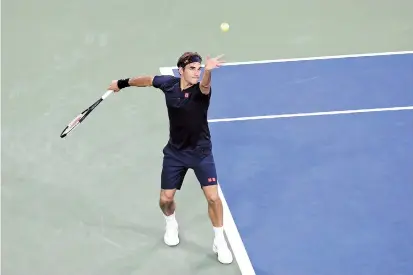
<box><xmin>102</xmin><ymin>90</ymin><xmax>114</xmax><ymax>100</ymax></box>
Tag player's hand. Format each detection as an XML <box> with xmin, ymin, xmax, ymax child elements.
<box><xmin>108</xmin><ymin>80</ymin><xmax>120</xmax><ymax>92</ymax></box>
<box><xmin>204</xmin><ymin>54</ymin><xmax>225</xmax><ymax>71</ymax></box>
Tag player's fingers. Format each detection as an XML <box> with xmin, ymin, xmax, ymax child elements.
<box><xmin>108</xmin><ymin>83</ymin><xmax>119</xmax><ymax>92</ymax></box>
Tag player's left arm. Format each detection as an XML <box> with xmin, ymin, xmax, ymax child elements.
<box><xmin>199</xmin><ymin>54</ymin><xmax>225</xmax><ymax>95</ymax></box>
<box><xmin>199</xmin><ymin>69</ymin><xmax>212</xmax><ymax>94</ymax></box>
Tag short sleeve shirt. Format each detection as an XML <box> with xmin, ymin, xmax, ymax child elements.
<box><xmin>152</xmin><ymin>75</ymin><xmax>212</xmax><ymax>150</ymax></box>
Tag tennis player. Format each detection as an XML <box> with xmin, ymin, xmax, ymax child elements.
<box><xmin>107</xmin><ymin>52</ymin><xmax>233</xmax><ymax>264</ymax></box>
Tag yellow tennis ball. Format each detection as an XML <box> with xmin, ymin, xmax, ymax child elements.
<box><xmin>220</xmin><ymin>22</ymin><xmax>229</xmax><ymax>32</ymax></box>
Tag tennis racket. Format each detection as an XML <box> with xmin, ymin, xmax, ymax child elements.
<box><xmin>60</xmin><ymin>90</ymin><xmax>114</xmax><ymax>138</ymax></box>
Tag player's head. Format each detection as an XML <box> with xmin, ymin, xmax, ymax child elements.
<box><xmin>177</xmin><ymin>52</ymin><xmax>202</xmax><ymax>84</ymax></box>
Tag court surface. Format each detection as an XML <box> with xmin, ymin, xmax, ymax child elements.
<box><xmin>160</xmin><ymin>52</ymin><xmax>413</xmax><ymax>275</ymax></box>
<box><xmin>2</xmin><ymin>0</ymin><xmax>413</xmax><ymax>274</ymax></box>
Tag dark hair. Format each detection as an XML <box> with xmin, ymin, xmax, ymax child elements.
<box><xmin>177</xmin><ymin>52</ymin><xmax>202</xmax><ymax>68</ymax></box>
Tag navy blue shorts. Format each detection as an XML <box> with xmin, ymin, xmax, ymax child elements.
<box><xmin>161</xmin><ymin>143</ymin><xmax>218</xmax><ymax>190</ymax></box>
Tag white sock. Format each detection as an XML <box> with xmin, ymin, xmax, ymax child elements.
<box><xmin>213</xmin><ymin>226</ymin><xmax>225</xmax><ymax>242</ymax></box>
<box><xmin>164</xmin><ymin>212</ymin><xmax>177</xmax><ymax>224</ymax></box>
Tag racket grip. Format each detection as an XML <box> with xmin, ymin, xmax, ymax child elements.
<box><xmin>102</xmin><ymin>90</ymin><xmax>113</xmax><ymax>100</ymax></box>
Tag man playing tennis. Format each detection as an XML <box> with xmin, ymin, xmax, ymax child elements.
<box><xmin>107</xmin><ymin>52</ymin><xmax>233</xmax><ymax>264</ymax></box>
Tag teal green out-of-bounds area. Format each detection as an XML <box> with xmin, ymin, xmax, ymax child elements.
<box><xmin>2</xmin><ymin>0</ymin><xmax>413</xmax><ymax>274</ymax></box>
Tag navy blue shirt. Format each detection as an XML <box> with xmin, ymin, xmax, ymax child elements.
<box><xmin>152</xmin><ymin>75</ymin><xmax>212</xmax><ymax>150</ymax></box>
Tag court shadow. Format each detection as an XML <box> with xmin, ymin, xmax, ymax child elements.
<box><xmin>84</xmin><ymin>219</ymin><xmax>240</xmax><ymax>275</ymax></box>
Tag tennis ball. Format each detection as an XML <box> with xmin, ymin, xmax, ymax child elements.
<box><xmin>220</xmin><ymin>22</ymin><xmax>229</xmax><ymax>32</ymax></box>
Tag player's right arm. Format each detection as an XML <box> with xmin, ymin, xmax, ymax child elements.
<box><xmin>108</xmin><ymin>75</ymin><xmax>174</xmax><ymax>92</ymax></box>
<box><xmin>128</xmin><ymin>76</ymin><xmax>154</xmax><ymax>87</ymax></box>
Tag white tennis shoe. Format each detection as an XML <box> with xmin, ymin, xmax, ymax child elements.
<box><xmin>213</xmin><ymin>239</ymin><xmax>233</xmax><ymax>264</ymax></box>
<box><xmin>164</xmin><ymin>220</ymin><xmax>179</xmax><ymax>246</ymax></box>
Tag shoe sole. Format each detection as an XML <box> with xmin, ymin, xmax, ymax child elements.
<box><xmin>164</xmin><ymin>235</ymin><xmax>180</xmax><ymax>246</ymax></box>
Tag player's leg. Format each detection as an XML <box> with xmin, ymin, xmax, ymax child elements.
<box><xmin>159</xmin><ymin>188</ymin><xmax>177</xmax><ymax>218</ymax></box>
<box><xmin>202</xmin><ymin>185</ymin><xmax>223</xmax><ymax>232</ymax></box>
<box><xmin>193</xmin><ymin>149</ymin><xmax>233</xmax><ymax>264</ymax></box>
<box><xmin>160</xmin><ymin>147</ymin><xmax>188</xmax><ymax>246</ymax></box>
<box><xmin>159</xmin><ymin>172</ymin><xmax>186</xmax><ymax>216</ymax></box>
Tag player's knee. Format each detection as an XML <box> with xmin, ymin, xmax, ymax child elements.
<box><xmin>160</xmin><ymin>190</ymin><xmax>175</xmax><ymax>204</ymax></box>
<box><xmin>206</xmin><ymin>192</ymin><xmax>221</xmax><ymax>205</ymax></box>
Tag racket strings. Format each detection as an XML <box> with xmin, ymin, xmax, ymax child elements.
<box><xmin>69</xmin><ymin>114</ymin><xmax>84</xmax><ymax>128</ymax></box>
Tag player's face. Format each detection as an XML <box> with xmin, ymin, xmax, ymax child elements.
<box><xmin>182</xmin><ymin>62</ymin><xmax>202</xmax><ymax>84</ymax></box>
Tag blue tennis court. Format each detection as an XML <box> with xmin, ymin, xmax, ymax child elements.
<box><xmin>164</xmin><ymin>52</ymin><xmax>413</xmax><ymax>275</ymax></box>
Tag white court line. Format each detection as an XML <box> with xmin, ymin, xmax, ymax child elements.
<box><xmin>160</xmin><ymin>66</ymin><xmax>256</xmax><ymax>275</ymax></box>
<box><xmin>208</xmin><ymin>106</ymin><xmax>413</xmax><ymax>123</ymax></box>
<box><xmin>159</xmin><ymin>50</ymin><xmax>413</xmax><ymax>71</ymax></box>
<box><xmin>217</xmin><ymin>181</ymin><xmax>256</xmax><ymax>275</ymax></box>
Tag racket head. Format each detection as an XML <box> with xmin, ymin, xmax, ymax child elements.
<box><xmin>59</xmin><ymin>92</ymin><xmax>109</xmax><ymax>139</ymax></box>
<box><xmin>60</xmin><ymin>110</ymin><xmax>90</xmax><ymax>138</ymax></box>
